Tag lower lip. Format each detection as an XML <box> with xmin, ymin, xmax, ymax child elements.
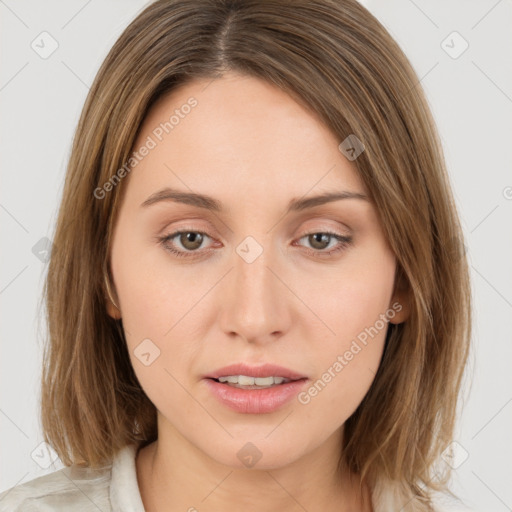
<box><xmin>204</xmin><ymin>378</ymin><xmax>308</xmax><ymax>414</ymax></box>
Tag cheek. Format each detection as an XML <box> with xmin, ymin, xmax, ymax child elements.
<box><xmin>295</xmin><ymin>249</ymin><xmax>395</xmax><ymax>414</ymax></box>
<box><xmin>117</xmin><ymin>269</ymin><xmax>170</xmax><ymax>339</ymax></box>
<box><xmin>115</xmin><ymin>258</ymin><xmax>199</xmax><ymax>415</ymax></box>
<box><xmin>112</xmin><ymin>227</ymin><xmax>186</xmax><ymax>336</ymax></box>
<box><xmin>306</xmin><ymin>254</ymin><xmax>395</xmax><ymax>345</ymax></box>
<box><xmin>111</xmin><ymin>231</ymin><xmax>205</xmax><ymax>393</ymax></box>
<box><xmin>298</xmin><ymin>302</ymin><xmax>388</xmax><ymax>425</ymax></box>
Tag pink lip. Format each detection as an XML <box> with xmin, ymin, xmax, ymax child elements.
<box><xmin>203</xmin><ymin>363</ymin><xmax>309</xmax><ymax>414</ymax></box>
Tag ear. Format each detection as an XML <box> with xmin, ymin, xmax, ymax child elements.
<box><xmin>104</xmin><ymin>271</ymin><xmax>122</xmax><ymax>320</ymax></box>
<box><xmin>388</xmin><ymin>266</ymin><xmax>411</xmax><ymax>325</ymax></box>
<box><xmin>106</xmin><ymin>299</ymin><xmax>122</xmax><ymax>320</ymax></box>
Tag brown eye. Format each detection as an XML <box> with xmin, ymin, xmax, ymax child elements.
<box><xmin>307</xmin><ymin>233</ymin><xmax>332</xmax><ymax>250</ymax></box>
<box><xmin>159</xmin><ymin>230</ymin><xmax>213</xmax><ymax>258</ymax></box>
<box><xmin>295</xmin><ymin>231</ymin><xmax>353</xmax><ymax>258</ymax></box>
<box><xmin>178</xmin><ymin>232</ymin><xmax>204</xmax><ymax>251</ymax></box>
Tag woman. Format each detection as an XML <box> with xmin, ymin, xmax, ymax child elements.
<box><xmin>0</xmin><ymin>0</ymin><xmax>472</xmax><ymax>510</ymax></box>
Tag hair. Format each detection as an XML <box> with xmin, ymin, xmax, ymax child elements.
<box><xmin>41</xmin><ymin>0</ymin><xmax>472</xmax><ymax>510</ymax></box>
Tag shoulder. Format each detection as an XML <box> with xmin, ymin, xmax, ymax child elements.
<box><xmin>0</xmin><ymin>463</ymin><xmax>112</xmax><ymax>511</ymax></box>
<box><xmin>0</xmin><ymin>443</ymin><xmax>143</xmax><ymax>512</ymax></box>
<box><xmin>371</xmin><ymin>478</ymin><xmax>479</xmax><ymax>512</ymax></box>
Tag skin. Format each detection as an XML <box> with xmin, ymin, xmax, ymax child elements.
<box><xmin>106</xmin><ymin>71</ymin><xmax>410</xmax><ymax>512</ymax></box>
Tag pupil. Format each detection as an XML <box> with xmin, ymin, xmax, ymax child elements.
<box><xmin>183</xmin><ymin>232</ymin><xmax>203</xmax><ymax>249</ymax></box>
<box><xmin>310</xmin><ymin>233</ymin><xmax>329</xmax><ymax>249</ymax></box>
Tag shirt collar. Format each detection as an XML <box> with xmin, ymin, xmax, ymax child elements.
<box><xmin>110</xmin><ymin>443</ymin><xmax>146</xmax><ymax>512</ymax></box>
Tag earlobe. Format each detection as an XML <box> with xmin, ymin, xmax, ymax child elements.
<box><xmin>388</xmin><ymin>267</ymin><xmax>411</xmax><ymax>325</ymax></box>
<box><xmin>104</xmin><ymin>271</ymin><xmax>122</xmax><ymax>320</ymax></box>
<box><xmin>388</xmin><ymin>290</ymin><xmax>410</xmax><ymax>324</ymax></box>
<box><xmin>106</xmin><ymin>299</ymin><xmax>121</xmax><ymax>319</ymax></box>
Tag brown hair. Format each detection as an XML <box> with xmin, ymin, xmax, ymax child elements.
<box><xmin>41</xmin><ymin>0</ymin><xmax>472</xmax><ymax>509</ymax></box>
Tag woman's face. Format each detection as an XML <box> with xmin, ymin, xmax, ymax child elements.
<box><xmin>108</xmin><ymin>71</ymin><xmax>408</xmax><ymax>469</ymax></box>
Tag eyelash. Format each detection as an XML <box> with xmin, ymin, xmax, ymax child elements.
<box><xmin>157</xmin><ymin>228</ymin><xmax>353</xmax><ymax>259</ymax></box>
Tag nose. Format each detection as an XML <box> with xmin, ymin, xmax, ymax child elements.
<box><xmin>216</xmin><ymin>239</ymin><xmax>292</xmax><ymax>346</ymax></box>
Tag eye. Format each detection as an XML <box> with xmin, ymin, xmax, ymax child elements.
<box><xmin>158</xmin><ymin>230</ymin><xmax>215</xmax><ymax>258</ymax></box>
<box><xmin>158</xmin><ymin>228</ymin><xmax>352</xmax><ymax>259</ymax></box>
<box><xmin>294</xmin><ymin>231</ymin><xmax>353</xmax><ymax>258</ymax></box>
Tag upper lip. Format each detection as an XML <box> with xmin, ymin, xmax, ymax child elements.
<box><xmin>204</xmin><ymin>363</ymin><xmax>307</xmax><ymax>381</ymax></box>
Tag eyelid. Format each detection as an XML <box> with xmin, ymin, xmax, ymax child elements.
<box><xmin>157</xmin><ymin>220</ymin><xmax>350</xmax><ymax>243</ymax></box>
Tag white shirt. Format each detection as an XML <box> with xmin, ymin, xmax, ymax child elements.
<box><xmin>0</xmin><ymin>443</ymin><xmax>477</xmax><ymax>511</ymax></box>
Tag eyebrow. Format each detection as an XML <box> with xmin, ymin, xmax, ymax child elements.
<box><xmin>140</xmin><ymin>187</ymin><xmax>369</xmax><ymax>213</ymax></box>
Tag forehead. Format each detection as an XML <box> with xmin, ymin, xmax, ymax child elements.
<box><xmin>124</xmin><ymin>72</ymin><xmax>367</xmax><ymax>208</ymax></box>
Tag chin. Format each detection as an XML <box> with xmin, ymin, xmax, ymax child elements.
<box><xmin>199</xmin><ymin>435</ymin><xmax>307</xmax><ymax>471</ymax></box>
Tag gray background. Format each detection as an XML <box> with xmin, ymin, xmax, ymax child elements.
<box><xmin>1</xmin><ymin>1</ymin><xmax>511</xmax><ymax>510</ymax></box>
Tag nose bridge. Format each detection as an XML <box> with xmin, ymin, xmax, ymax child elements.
<box><xmin>219</xmin><ymin>234</ymin><xmax>289</xmax><ymax>341</ymax></box>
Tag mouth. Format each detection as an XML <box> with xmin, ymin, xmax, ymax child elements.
<box><xmin>204</xmin><ymin>362</ymin><xmax>307</xmax><ymax>385</ymax></box>
<box><xmin>203</xmin><ymin>363</ymin><xmax>309</xmax><ymax>414</ymax></box>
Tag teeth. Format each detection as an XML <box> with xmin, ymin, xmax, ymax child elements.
<box><xmin>255</xmin><ymin>376</ymin><xmax>275</xmax><ymax>386</ymax></box>
<box><xmin>239</xmin><ymin>375</ymin><xmax>255</xmax><ymax>386</ymax></box>
<box><xmin>217</xmin><ymin>375</ymin><xmax>289</xmax><ymax>386</ymax></box>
